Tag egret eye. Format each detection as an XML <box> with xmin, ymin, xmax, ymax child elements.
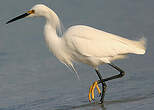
<box><xmin>27</xmin><ymin>10</ymin><xmax>35</xmax><ymax>14</ymax></box>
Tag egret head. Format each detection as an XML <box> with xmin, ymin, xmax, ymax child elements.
<box><xmin>6</xmin><ymin>4</ymin><xmax>51</xmax><ymax>24</ymax></box>
<box><xmin>6</xmin><ymin>4</ymin><xmax>63</xmax><ymax>35</ymax></box>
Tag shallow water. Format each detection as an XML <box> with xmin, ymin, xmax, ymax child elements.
<box><xmin>0</xmin><ymin>0</ymin><xmax>154</xmax><ymax>110</ymax></box>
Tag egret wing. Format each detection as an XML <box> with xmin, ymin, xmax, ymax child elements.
<box><xmin>64</xmin><ymin>25</ymin><xmax>143</xmax><ymax>58</ymax></box>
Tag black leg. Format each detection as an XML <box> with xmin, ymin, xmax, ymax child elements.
<box><xmin>95</xmin><ymin>69</ymin><xmax>107</xmax><ymax>104</ymax></box>
<box><xmin>102</xmin><ymin>63</ymin><xmax>125</xmax><ymax>82</ymax></box>
<box><xmin>94</xmin><ymin>63</ymin><xmax>125</xmax><ymax>103</ymax></box>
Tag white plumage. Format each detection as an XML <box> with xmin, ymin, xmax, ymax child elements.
<box><xmin>6</xmin><ymin>4</ymin><xmax>147</xmax><ymax>103</ymax></box>
<box><xmin>7</xmin><ymin>4</ymin><xmax>146</xmax><ymax>77</ymax></box>
<box><xmin>63</xmin><ymin>25</ymin><xmax>146</xmax><ymax>66</ymax></box>
<box><xmin>32</xmin><ymin>4</ymin><xmax>146</xmax><ymax>72</ymax></box>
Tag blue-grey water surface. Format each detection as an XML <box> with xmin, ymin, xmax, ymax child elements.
<box><xmin>0</xmin><ymin>0</ymin><xmax>154</xmax><ymax>110</ymax></box>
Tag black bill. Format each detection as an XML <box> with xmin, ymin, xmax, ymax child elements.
<box><xmin>6</xmin><ymin>13</ymin><xmax>30</xmax><ymax>24</ymax></box>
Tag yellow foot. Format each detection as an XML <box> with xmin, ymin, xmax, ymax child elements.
<box><xmin>88</xmin><ymin>81</ymin><xmax>101</xmax><ymax>102</ymax></box>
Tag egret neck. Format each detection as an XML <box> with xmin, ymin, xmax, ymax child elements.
<box><xmin>43</xmin><ymin>8</ymin><xmax>64</xmax><ymax>62</ymax></box>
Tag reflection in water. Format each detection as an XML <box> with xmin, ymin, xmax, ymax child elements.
<box><xmin>55</xmin><ymin>102</ymin><xmax>106</xmax><ymax>110</ymax></box>
<box><xmin>3</xmin><ymin>91</ymin><xmax>154</xmax><ymax>110</ymax></box>
<box><xmin>56</xmin><ymin>92</ymin><xmax>154</xmax><ymax>110</ymax></box>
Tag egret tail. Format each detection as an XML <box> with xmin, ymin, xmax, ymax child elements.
<box><xmin>133</xmin><ymin>37</ymin><xmax>146</xmax><ymax>54</ymax></box>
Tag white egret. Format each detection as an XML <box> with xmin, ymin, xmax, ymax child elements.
<box><xmin>6</xmin><ymin>4</ymin><xmax>146</xmax><ymax>103</ymax></box>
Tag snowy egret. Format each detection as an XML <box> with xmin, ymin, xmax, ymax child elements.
<box><xmin>6</xmin><ymin>4</ymin><xmax>146</xmax><ymax>103</ymax></box>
